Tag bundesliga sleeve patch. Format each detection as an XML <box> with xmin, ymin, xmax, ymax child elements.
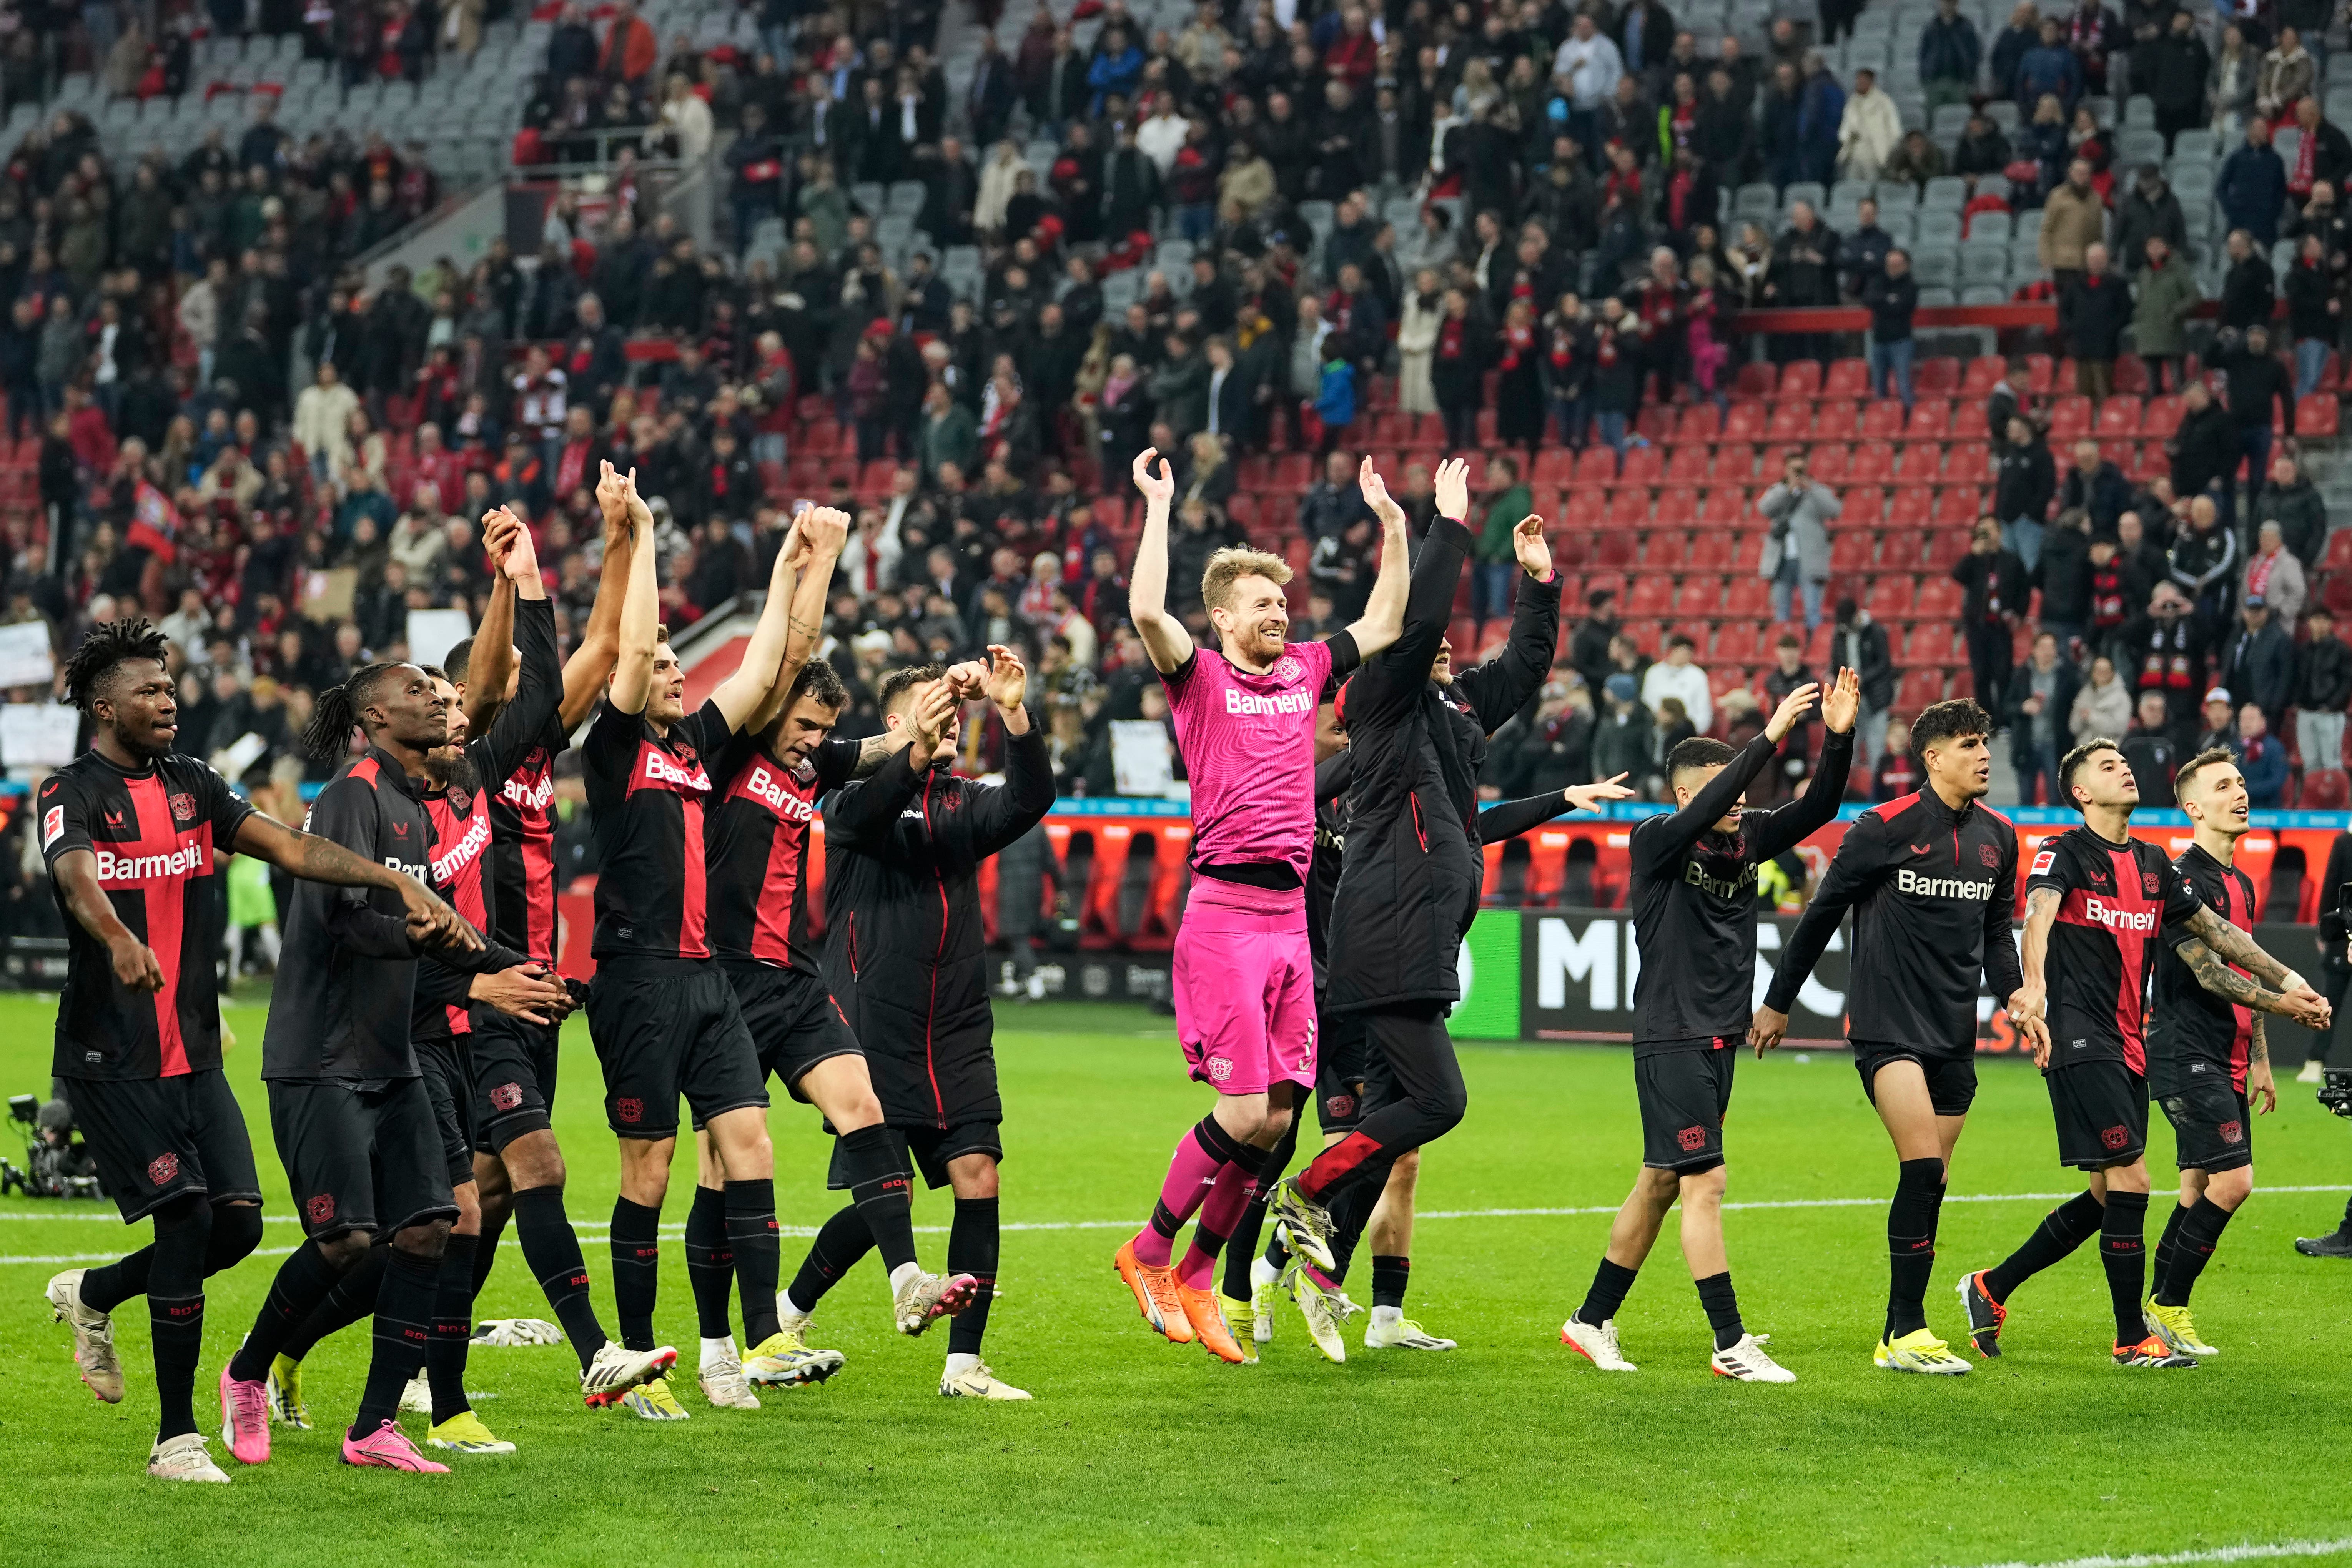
<box><xmin>2030</xmin><ymin>848</ymin><xmax>2055</xmax><ymax>877</ymax></box>
<box><xmin>42</xmin><ymin>804</ymin><xmax>63</xmax><ymax>850</ymax></box>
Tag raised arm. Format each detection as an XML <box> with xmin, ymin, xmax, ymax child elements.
<box><xmin>743</xmin><ymin>509</ymin><xmax>850</xmax><ymax>735</ymax></box>
<box><xmin>708</xmin><ymin>509</ymin><xmax>835</xmax><ymax>735</ymax></box>
<box><xmin>1452</xmin><ymin>512</ymin><xmax>1561</xmax><ymax>731</ymax></box>
<box><xmin>1479</xmin><ymin>773</ymin><xmax>1635</xmax><ymax>842</ymax></box>
<box><xmin>461</xmin><ymin>511</ymin><xmax>519</xmax><ymax>735</ymax></box>
<box><xmin>1349</xmin><ymin>457</ymin><xmax>1472</xmax><ymax>727</ymax></box>
<box><xmin>1344</xmin><ymin>455</ymin><xmax>1417</xmax><ymax>659</ymax></box>
<box><xmin>822</xmin><ymin>680</ymin><xmax>955</xmax><ymax>845</ymax></box>
<box><xmin>1748</xmin><ymin>668</ymin><xmax>1860</xmax><ymax>860</ymax></box>
<box><xmin>605</xmin><ymin>472</ymin><xmax>663</xmax><ymax>717</ymax></box>
<box><xmin>560</xmin><ymin>462</ymin><xmax>641</xmax><ymax>728</ymax></box>
<box><xmin>966</xmin><ymin>646</ymin><xmax>1057</xmax><ymax>858</ymax></box>
<box><xmin>1632</xmin><ymin>682</ymin><xmax>1818</xmax><ymax>875</ymax></box>
<box><xmin>1128</xmin><ymin>448</ymin><xmax>1194</xmax><ymax>674</ymax></box>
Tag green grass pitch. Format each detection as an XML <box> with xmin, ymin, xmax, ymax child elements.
<box><xmin>5</xmin><ymin>990</ymin><xmax>2352</xmax><ymax>1567</ymax></box>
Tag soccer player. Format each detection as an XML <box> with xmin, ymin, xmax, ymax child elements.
<box><xmin>1956</xmin><ymin>741</ymin><xmax>2325</xmax><ymax>1367</ymax></box>
<box><xmin>261</xmin><ymin>515</ymin><xmax>573</xmax><ymax>1453</ymax></box>
<box><xmin>1750</xmin><ymin>698</ymin><xmax>2039</xmax><ymax>1375</ymax></box>
<box><xmin>1115</xmin><ymin>447</ymin><xmax>1410</xmax><ymax>1362</ymax></box>
<box><xmin>580</xmin><ymin>481</ymin><xmax>838</xmax><ymax>1418</ymax></box>
<box><xmin>815</xmin><ymin>652</ymin><xmax>1055</xmax><ymax>1398</ymax></box>
<box><xmin>1255</xmin><ymin>462</ymin><xmax>1558</xmax><ymax>1346</ymax></box>
<box><xmin>451</xmin><ymin>467</ymin><xmax>639</xmax><ymax>1366</ymax></box>
<box><xmin>217</xmin><ymin>661</ymin><xmax>557</xmax><ymax>1473</ymax></box>
<box><xmin>37</xmin><ymin>620</ymin><xmax>471</xmax><ymax>1481</ymax></box>
<box><xmin>1561</xmin><ymin>669</ymin><xmax>1860</xmax><ymax>1383</ymax></box>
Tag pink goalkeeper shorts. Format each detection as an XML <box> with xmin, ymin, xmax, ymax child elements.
<box><xmin>1172</xmin><ymin>876</ymin><xmax>1316</xmax><ymax>1097</ymax></box>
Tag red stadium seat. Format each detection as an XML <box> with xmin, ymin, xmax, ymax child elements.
<box><xmin>2325</xmin><ymin>531</ymin><xmax>2352</xmax><ymax>572</ymax></box>
<box><xmin>1905</xmin><ymin>401</ymin><xmax>1952</xmax><ymax>439</ymax></box>
<box><xmin>1698</xmin><ymin>488</ymin><xmax>1750</xmax><ymax>526</ymax></box>
<box><xmin>1272</xmin><ymin>453</ymin><xmax>1314</xmax><ymax>492</ymax></box>
<box><xmin>1944</xmin><ymin>441</ymin><xmax>1993</xmax><ymax>483</ymax></box>
<box><xmin>1813</xmin><ymin>400</ymin><xmax>1861</xmax><ymax>437</ymax></box>
<box><xmin>1643</xmin><ymin>529</ymin><xmax>1693</xmax><ymax>569</ymax></box>
<box><xmin>1564</xmin><ymin>489</ymin><xmax>1608</xmax><ymax>527</ymax></box>
<box><xmin>1866</xmin><ymin>576</ymin><xmax>1918</xmax><ymax>621</ymax></box>
<box><xmin>1723</xmin><ymin>578</ymin><xmax>1773</xmax><ymax>619</ymax></box>
<box><xmin>1636</xmin><ymin>407</ymin><xmax>1675</xmax><ymax>444</ymax></box>
<box><xmin>1713</xmin><ymin>444</ymin><xmax>1760</xmax><ymax>485</ymax></box>
<box><xmin>1723</xmin><ymin>401</ymin><xmax>1768</xmax><ymax>441</ymax></box>
<box><xmin>1620</xmin><ymin>446</ymin><xmax>1665</xmax><ymax>486</ymax></box>
<box><xmin>1533</xmin><ymin>447</ymin><xmax>1577</xmax><ymax>484</ymax></box>
<box><xmin>1595</xmin><ymin>530</ymin><xmax>1640</xmax><ymax>567</ymax></box>
<box><xmin>1653</xmin><ymin>489</ymin><xmax>1699</xmax><ymax>527</ymax></box>
<box><xmin>1860</xmin><ymin>399</ymin><xmax>1906</xmax><ymax>439</ymax></box>
<box><xmin>1671</xmin><ymin>404</ymin><xmax>1722</xmax><ymax>445</ymax></box>
<box><xmin>1961</xmin><ymin>356</ymin><xmax>2006</xmax><ymax>396</ymax></box>
<box><xmin>1624</xmin><ymin>577</ymin><xmax>1676</xmax><ymax>617</ymax></box>
<box><xmin>1895</xmin><ymin>668</ymin><xmax>1949</xmax><ymax>710</ymax></box>
<box><xmin>1781</xmin><ymin>362</ymin><xmax>1824</xmax><ymax>397</ymax></box>
<box><xmin>1575</xmin><ymin>447</ymin><xmax>1619</xmax><ymax>484</ymax></box>
<box><xmin>1712</xmin><ymin>622</ymin><xmax>1763</xmax><ymax>662</ymax></box>
<box><xmin>1844</xmin><ymin>485</ymin><xmax>1888</xmax><ymax>522</ymax></box>
<box><xmin>1766</xmin><ymin>402</ymin><xmax>1812</xmax><ymax>441</ymax></box>
<box><xmin>2141</xmin><ymin>396</ymin><xmax>2183</xmax><ymax>437</ymax></box>
<box><xmin>1888</xmin><ymin>489</ymin><xmax>1933</xmax><ymax>527</ymax></box>
<box><xmin>2096</xmin><ymin>397</ymin><xmax>2142</xmax><ymax>436</ymax></box>
<box><xmin>800</xmin><ymin>421</ymin><xmax>843</xmax><ymax>456</ymax></box>
<box><xmin>1736</xmin><ymin>362</ymin><xmax>1779</xmax><ymax>397</ymax></box>
<box><xmin>2296</xmin><ymin>395</ymin><xmax>2340</xmax><ymax>437</ymax></box>
<box><xmin>2112</xmin><ymin>355</ymin><xmax>2149</xmax><ymax>394</ymax></box>
<box><xmin>1849</xmin><ymin>443</ymin><xmax>1896</xmax><ymax>484</ymax></box>
<box><xmin>1916</xmin><ymin>358</ymin><xmax>1961</xmax><ymax>395</ymax></box>
<box><xmin>2024</xmin><ymin>354</ymin><xmax>2054</xmax><ymax>393</ymax></box>
<box><xmin>1808</xmin><ymin>444</ymin><xmax>1852</xmax><ymax>482</ymax></box>
<box><xmin>1728</xmin><ymin>531</ymin><xmax>1765</xmax><ymax>572</ymax></box>
<box><xmin>2301</xmin><ymin>769</ymin><xmax>2351</xmax><ymax>808</ymax></box>
<box><xmin>1878</xmin><ymin>528</ymin><xmax>1929</xmax><ymax>569</ymax></box>
<box><xmin>1666</xmin><ymin>446</ymin><xmax>1713</xmax><ymax>485</ymax></box>
<box><xmin>1826</xmin><ymin>359</ymin><xmax>1871</xmax><ymax>398</ymax></box>
<box><xmin>1677</xmin><ymin>575</ymin><xmax>1733</xmax><ymax>617</ymax></box>
<box><xmin>1951</xmin><ymin>402</ymin><xmax>1991</xmax><ymax>439</ymax></box>
<box><xmin>1830</xmin><ymin>532</ymin><xmax>1876</xmax><ymax>572</ymax></box>
<box><xmin>2046</xmin><ymin>396</ymin><xmax>2094</xmax><ymax>439</ymax></box>
<box><xmin>1915</xmin><ymin>577</ymin><xmax>1964</xmax><ymax>619</ymax></box>
<box><xmin>1686</xmin><ymin>530</ymin><xmax>1734</xmax><ymax>570</ymax></box>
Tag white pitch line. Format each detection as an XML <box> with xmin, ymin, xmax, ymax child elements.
<box><xmin>1942</xmin><ymin>1538</ymin><xmax>2352</xmax><ymax>1568</ymax></box>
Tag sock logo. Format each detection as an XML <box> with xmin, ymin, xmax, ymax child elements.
<box><xmin>490</xmin><ymin>1081</ymin><xmax>524</xmax><ymax>1111</ymax></box>
<box><xmin>2220</xmin><ymin>1119</ymin><xmax>2244</xmax><ymax>1144</ymax></box>
<box><xmin>1677</xmin><ymin>1126</ymin><xmax>1708</xmax><ymax>1151</ymax></box>
<box><xmin>2101</xmin><ymin>1124</ymin><xmax>2132</xmax><ymax>1150</ymax></box>
<box><xmin>616</xmin><ymin>1096</ymin><xmax>644</xmax><ymax>1124</ymax></box>
<box><xmin>306</xmin><ymin>1192</ymin><xmax>336</xmax><ymax>1224</ymax></box>
<box><xmin>148</xmin><ymin>1151</ymin><xmax>180</xmax><ymax>1185</ymax></box>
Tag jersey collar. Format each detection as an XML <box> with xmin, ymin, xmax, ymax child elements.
<box><xmin>364</xmin><ymin>743</ymin><xmax>426</xmax><ymax>802</ymax></box>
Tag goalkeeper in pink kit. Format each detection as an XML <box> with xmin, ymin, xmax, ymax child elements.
<box><xmin>1113</xmin><ymin>446</ymin><xmax>1413</xmax><ymax>1362</ymax></box>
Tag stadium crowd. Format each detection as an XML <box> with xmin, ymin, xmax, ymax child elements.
<box><xmin>0</xmin><ymin>0</ymin><xmax>2345</xmax><ymax>955</ymax></box>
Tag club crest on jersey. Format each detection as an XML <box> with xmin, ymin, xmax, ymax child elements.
<box><xmin>148</xmin><ymin>1152</ymin><xmax>179</xmax><ymax>1186</ymax></box>
<box><xmin>490</xmin><ymin>1081</ymin><xmax>524</xmax><ymax>1111</ymax></box>
<box><xmin>306</xmin><ymin>1193</ymin><xmax>336</xmax><ymax>1224</ymax></box>
<box><xmin>1273</xmin><ymin>655</ymin><xmax>1302</xmax><ymax>683</ymax></box>
<box><xmin>2221</xmin><ymin>1119</ymin><xmax>2245</xmax><ymax>1144</ymax></box>
<box><xmin>1979</xmin><ymin>842</ymin><xmax>2001</xmax><ymax>870</ymax></box>
<box><xmin>2142</xmin><ymin>870</ymin><xmax>2160</xmax><ymax>895</ymax></box>
<box><xmin>616</xmin><ymin>1096</ymin><xmax>644</xmax><ymax>1124</ymax></box>
<box><xmin>2031</xmin><ymin>848</ymin><xmax>2055</xmax><ymax>876</ymax></box>
<box><xmin>448</xmin><ymin>787</ymin><xmax>471</xmax><ymax>816</ymax></box>
<box><xmin>169</xmin><ymin>792</ymin><xmax>196</xmax><ymax>825</ymax></box>
<box><xmin>2100</xmin><ymin>1124</ymin><xmax>2131</xmax><ymax>1151</ymax></box>
<box><xmin>1677</xmin><ymin>1126</ymin><xmax>1708</xmax><ymax>1151</ymax></box>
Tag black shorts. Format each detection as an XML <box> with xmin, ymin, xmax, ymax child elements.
<box><xmin>1853</xmin><ymin>1043</ymin><xmax>1980</xmax><ymax>1117</ymax></box>
<box><xmin>1635</xmin><ymin>1043</ymin><xmax>1737</xmax><ymax>1172</ymax></box>
<box><xmin>2047</xmin><ymin>1059</ymin><xmax>2150</xmax><ymax>1170</ymax></box>
<box><xmin>469</xmin><ymin>1009</ymin><xmax>561</xmax><ymax>1152</ymax></box>
<box><xmin>416</xmin><ymin>1033</ymin><xmax>478</xmax><ymax>1188</ymax></box>
<box><xmin>1316</xmin><ymin>1005</ymin><xmax>1369</xmax><ymax>1134</ymax></box>
<box><xmin>2159</xmin><ymin>1076</ymin><xmax>2254</xmax><ymax>1174</ymax></box>
<box><xmin>586</xmin><ymin>961</ymin><xmax>770</xmax><ymax>1141</ymax></box>
<box><xmin>828</xmin><ymin>1121</ymin><xmax>1003</xmax><ymax>1191</ymax></box>
<box><xmin>266</xmin><ymin>1077</ymin><xmax>459</xmax><ymax>1241</ymax></box>
<box><xmin>62</xmin><ymin>1070</ymin><xmax>262</xmax><ymax>1224</ymax></box>
<box><xmin>721</xmin><ymin>961</ymin><xmax>865</xmax><ymax>1113</ymax></box>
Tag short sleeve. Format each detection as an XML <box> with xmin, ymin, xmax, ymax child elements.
<box><xmin>35</xmin><ymin>774</ymin><xmax>89</xmax><ymax>867</ymax></box>
<box><xmin>814</xmin><ymin>736</ymin><xmax>863</xmax><ymax>791</ymax></box>
<box><xmin>198</xmin><ymin>763</ymin><xmax>256</xmax><ymax>845</ymax></box>
<box><xmin>1160</xmin><ymin>648</ymin><xmax>1199</xmax><ymax>691</ymax></box>
<box><xmin>2160</xmin><ymin>854</ymin><xmax>2206</xmax><ymax>937</ymax></box>
<box><xmin>2024</xmin><ymin>838</ymin><xmax>2077</xmax><ymax>901</ymax></box>
<box><xmin>685</xmin><ymin>698</ymin><xmax>734</xmax><ymax>755</ymax></box>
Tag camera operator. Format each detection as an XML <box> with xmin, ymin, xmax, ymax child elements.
<box><xmin>2296</xmin><ymin>867</ymin><xmax>2352</xmax><ymax>1258</ymax></box>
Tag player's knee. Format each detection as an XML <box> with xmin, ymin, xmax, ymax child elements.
<box><xmin>392</xmin><ymin>1217</ymin><xmax>453</xmax><ymax>1259</ymax></box>
<box><xmin>949</xmin><ymin>1155</ymin><xmax>1000</xmax><ymax>1200</ymax></box>
<box><xmin>316</xmin><ymin>1230</ymin><xmax>373</xmax><ymax>1271</ymax></box>
<box><xmin>1389</xmin><ymin>1147</ymin><xmax>1421</xmax><ymax>1184</ymax></box>
<box><xmin>2209</xmin><ymin>1164</ymin><xmax>2255</xmax><ymax>1208</ymax></box>
<box><xmin>1260</xmin><ymin>1100</ymin><xmax>1295</xmax><ymax>1144</ymax></box>
<box><xmin>836</xmin><ymin>1092</ymin><xmax>885</xmax><ymax>1132</ymax></box>
<box><xmin>1681</xmin><ymin>1164</ymin><xmax>1727</xmax><ymax>1204</ymax></box>
<box><xmin>209</xmin><ymin>1201</ymin><xmax>263</xmax><ymax>1270</ymax></box>
<box><xmin>1420</xmin><ymin>1081</ymin><xmax>1467</xmax><ymax>1134</ymax></box>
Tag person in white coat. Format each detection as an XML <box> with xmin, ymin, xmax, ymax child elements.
<box><xmin>1397</xmin><ymin>269</ymin><xmax>1443</xmax><ymax>415</ymax></box>
<box><xmin>1837</xmin><ymin>67</ymin><xmax>1904</xmax><ymax>182</ymax></box>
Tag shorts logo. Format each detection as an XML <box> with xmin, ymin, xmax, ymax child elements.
<box><xmin>168</xmin><ymin>792</ymin><xmax>196</xmax><ymax>825</ymax></box>
<box><xmin>490</xmin><ymin>1081</ymin><xmax>524</xmax><ymax>1111</ymax></box>
<box><xmin>1979</xmin><ymin>842</ymin><xmax>2002</xmax><ymax>870</ymax></box>
<box><xmin>1325</xmin><ymin>1093</ymin><xmax>1356</xmax><ymax>1119</ymax></box>
<box><xmin>147</xmin><ymin>1152</ymin><xmax>179</xmax><ymax>1185</ymax></box>
<box><xmin>1677</xmin><ymin>1126</ymin><xmax>1708</xmax><ymax>1152</ymax></box>
<box><xmin>1204</xmin><ymin>1056</ymin><xmax>1234</xmax><ymax>1083</ymax></box>
<box><xmin>306</xmin><ymin>1193</ymin><xmax>336</xmax><ymax>1225</ymax></box>
<box><xmin>2142</xmin><ymin>870</ymin><xmax>2160</xmax><ymax>896</ymax></box>
<box><xmin>2100</xmin><ymin>1124</ymin><xmax>2131</xmax><ymax>1151</ymax></box>
<box><xmin>616</xmin><ymin>1096</ymin><xmax>644</xmax><ymax>1124</ymax></box>
<box><xmin>2220</xmin><ymin>1120</ymin><xmax>2244</xmax><ymax>1144</ymax></box>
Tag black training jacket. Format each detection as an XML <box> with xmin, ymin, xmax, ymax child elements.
<box><xmin>1324</xmin><ymin>516</ymin><xmax>1559</xmax><ymax>1016</ymax></box>
<box><xmin>1762</xmin><ymin>786</ymin><xmax>2023</xmax><ymax>1056</ymax></box>
<box><xmin>1631</xmin><ymin>727</ymin><xmax>1855</xmax><ymax>1049</ymax></box>
<box><xmin>262</xmin><ymin>744</ymin><xmax>524</xmax><ymax>1085</ymax></box>
<box><xmin>819</xmin><ymin>717</ymin><xmax>1055</xmax><ymax>1129</ymax></box>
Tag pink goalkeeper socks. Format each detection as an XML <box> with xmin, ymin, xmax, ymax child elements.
<box><xmin>1131</xmin><ymin>1116</ymin><xmax>1250</xmax><ymax>1267</ymax></box>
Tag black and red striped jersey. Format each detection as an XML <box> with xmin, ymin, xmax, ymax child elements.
<box><xmin>583</xmin><ymin>696</ymin><xmax>735</xmax><ymax>961</ymax></box>
<box><xmin>2149</xmin><ymin>842</ymin><xmax>2259</xmax><ymax>1095</ymax></box>
<box><xmin>706</xmin><ymin>734</ymin><xmax>859</xmax><ymax>972</ymax></box>
<box><xmin>480</xmin><ymin>597</ymin><xmax>565</xmax><ymax>966</ymax></box>
<box><xmin>2026</xmin><ymin>825</ymin><xmax>2203</xmax><ymax>1076</ymax></box>
<box><xmin>415</xmin><ymin>779</ymin><xmax>495</xmax><ymax>1040</ymax></box>
<box><xmin>39</xmin><ymin>750</ymin><xmax>254</xmax><ymax>1080</ymax></box>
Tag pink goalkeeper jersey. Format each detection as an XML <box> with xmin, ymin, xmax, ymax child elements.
<box><xmin>1161</xmin><ymin>636</ymin><xmax>1354</xmax><ymax>885</ymax></box>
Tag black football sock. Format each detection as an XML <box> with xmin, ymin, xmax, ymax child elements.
<box><xmin>80</xmin><ymin>1194</ymin><xmax>249</xmax><ymax>1312</ymax></box>
<box><xmin>426</xmin><ymin>1232</ymin><xmax>479</xmax><ymax>1426</ymax></box>
<box><xmin>1221</xmin><ymin>1129</ymin><xmax>1296</xmax><ymax>1301</ymax></box>
<box><xmin>514</xmin><ymin>1184</ymin><xmax>606</xmax><ymax>1369</ymax></box>
<box><xmin>145</xmin><ymin>1199</ymin><xmax>210</xmax><ymax>1442</ymax></box>
<box><xmin>2099</xmin><ymin>1189</ymin><xmax>2151</xmax><ymax>1345</ymax></box>
<box><xmin>206</xmin><ymin>1204</ymin><xmax>263</xmax><ymax>1275</ymax></box>
<box><xmin>79</xmin><ymin>1248</ymin><xmax>151</xmax><ymax>1315</ymax></box>
<box><xmin>281</xmin><ymin>1245</ymin><xmax>386</xmax><ymax>1362</ymax></box>
<box><xmin>229</xmin><ymin>1240</ymin><xmax>344</xmax><ymax>1384</ymax></box>
<box><xmin>1983</xmin><ymin>1190</ymin><xmax>2104</xmax><ymax>1303</ymax></box>
<box><xmin>1371</xmin><ymin>1254</ymin><xmax>1410</xmax><ymax>1311</ymax></box>
<box><xmin>1325</xmin><ymin>1169</ymin><xmax>1383</xmax><ymax>1285</ymax></box>
<box><xmin>946</xmin><ymin>1196</ymin><xmax>999</xmax><ymax>1358</ymax></box>
<box><xmin>1576</xmin><ymin>1257</ymin><xmax>1640</xmax><ymax>1325</ymax></box>
<box><xmin>470</xmin><ymin>1208</ymin><xmax>506</xmax><ymax>1304</ymax></box>
<box><xmin>1694</xmin><ymin>1270</ymin><xmax>1744</xmax><ymax>1352</ymax></box>
<box><xmin>840</xmin><ymin>1124</ymin><xmax>919</xmax><ymax>1273</ymax></box>
<box><xmin>1885</xmin><ymin>1157</ymin><xmax>1943</xmax><ymax>1340</ymax></box>
<box><xmin>609</xmin><ymin>1197</ymin><xmax>662</xmax><ymax>1353</ymax></box>
<box><xmin>683</xmin><ymin>1184</ymin><xmax>735</xmax><ymax>1340</ymax></box>
<box><xmin>2154</xmin><ymin>1196</ymin><xmax>2236</xmax><ymax>1307</ymax></box>
<box><xmin>352</xmin><ymin>1246</ymin><xmax>439</xmax><ymax>1437</ymax></box>
<box><xmin>725</xmin><ymin>1179</ymin><xmax>782</xmax><ymax>1346</ymax></box>
<box><xmin>2153</xmin><ymin>1201</ymin><xmax>2189</xmax><ymax>1285</ymax></box>
<box><xmin>787</xmin><ymin>1203</ymin><xmax>876</xmax><ymax>1312</ymax></box>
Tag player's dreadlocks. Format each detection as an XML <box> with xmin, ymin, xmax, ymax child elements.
<box><xmin>61</xmin><ymin>618</ymin><xmax>170</xmax><ymax>715</ymax></box>
<box><xmin>301</xmin><ymin>661</ymin><xmax>409</xmax><ymax>760</ymax></box>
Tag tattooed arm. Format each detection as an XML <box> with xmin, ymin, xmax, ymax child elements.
<box><xmin>2179</xmin><ymin>905</ymin><xmax>2332</xmax><ymax>1024</ymax></box>
<box><xmin>851</xmin><ymin>727</ymin><xmax>918</xmax><ymax>777</ymax></box>
<box><xmin>2174</xmin><ymin>932</ymin><xmax>2330</xmax><ymax>1024</ymax></box>
<box><xmin>2249</xmin><ymin>1015</ymin><xmax>2278</xmax><ymax>1114</ymax></box>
